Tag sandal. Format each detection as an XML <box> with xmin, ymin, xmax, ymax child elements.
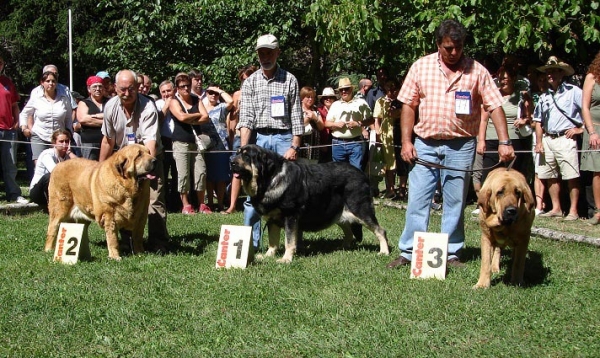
<box><xmin>181</xmin><ymin>204</ymin><xmax>196</xmax><ymax>215</ymax></box>
<box><xmin>588</xmin><ymin>210</ymin><xmax>600</xmax><ymax>225</ymax></box>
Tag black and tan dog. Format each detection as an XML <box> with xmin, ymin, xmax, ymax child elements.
<box><xmin>230</xmin><ymin>144</ymin><xmax>390</xmax><ymax>263</ymax></box>
<box><xmin>474</xmin><ymin>168</ymin><xmax>535</xmax><ymax>288</ymax></box>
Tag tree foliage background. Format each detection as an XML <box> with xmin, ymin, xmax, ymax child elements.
<box><xmin>1</xmin><ymin>0</ymin><xmax>598</xmax><ymax>96</ymax></box>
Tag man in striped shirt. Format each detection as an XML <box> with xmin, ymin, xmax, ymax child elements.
<box><xmin>387</xmin><ymin>19</ymin><xmax>514</xmax><ymax>269</ymax></box>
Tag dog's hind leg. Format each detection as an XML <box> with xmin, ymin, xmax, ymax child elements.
<box><xmin>345</xmin><ymin>206</ymin><xmax>389</xmax><ymax>255</ymax></box>
<box><xmin>338</xmin><ymin>223</ymin><xmax>355</xmax><ymax>250</ymax></box>
<box><xmin>78</xmin><ymin>223</ymin><xmax>92</xmax><ymax>260</ymax></box>
<box><xmin>45</xmin><ymin>203</ymin><xmax>72</xmax><ymax>252</ymax></box>
<box><xmin>350</xmin><ymin>223</ymin><xmax>363</xmax><ymax>242</ymax></box>
<box><xmin>279</xmin><ymin>217</ymin><xmax>299</xmax><ymax>263</ymax></box>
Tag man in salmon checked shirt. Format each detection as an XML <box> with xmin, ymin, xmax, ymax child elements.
<box><xmin>387</xmin><ymin>19</ymin><xmax>515</xmax><ymax>269</ymax></box>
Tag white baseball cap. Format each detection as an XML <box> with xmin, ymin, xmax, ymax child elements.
<box><xmin>256</xmin><ymin>34</ymin><xmax>279</xmax><ymax>50</ymax></box>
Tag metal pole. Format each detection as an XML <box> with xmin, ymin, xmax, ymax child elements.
<box><xmin>68</xmin><ymin>9</ymin><xmax>73</xmax><ymax>90</ymax></box>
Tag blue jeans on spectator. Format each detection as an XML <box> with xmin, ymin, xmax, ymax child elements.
<box><xmin>244</xmin><ymin>132</ymin><xmax>292</xmax><ymax>249</ymax></box>
<box><xmin>331</xmin><ymin>138</ymin><xmax>364</xmax><ymax>169</ymax></box>
<box><xmin>397</xmin><ymin>137</ymin><xmax>475</xmax><ymax>261</ymax></box>
<box><xmin>0</xmin><ymin>129</ymin><xmax>22</xmax><ymax>200</ymax></box>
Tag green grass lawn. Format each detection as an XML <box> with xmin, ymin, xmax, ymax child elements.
<box><xmin>0</xmin><ymin>203</ymin><xmax>599</xmax><ymax>357</ymax></box>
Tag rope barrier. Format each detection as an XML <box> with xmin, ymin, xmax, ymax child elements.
<box><xmin>1</xmin><ymin>137</ymin><xmax>600</xmax><ymax>156</ymax></box>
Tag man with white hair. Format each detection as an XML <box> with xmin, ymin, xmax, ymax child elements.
<box><xmin>99</xmin><ymin>69</ymin><xmax>169</xmax><ymax>252</ymax></box>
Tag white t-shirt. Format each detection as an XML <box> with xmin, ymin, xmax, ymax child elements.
<box><xmin>30</xmin><ymin>148</ymin><xmax>68</xmax><ymax>188</ymax></box>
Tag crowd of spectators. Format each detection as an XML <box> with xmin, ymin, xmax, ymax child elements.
<box><xmin>1</xmin><ymin>26</ymin><xmax>600</xmax><ymax>258</ymax></box>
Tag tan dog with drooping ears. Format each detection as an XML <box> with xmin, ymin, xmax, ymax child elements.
<box><xmin>45</xmin><ymin>144</ymin><xmax>155</xmax><ymax>260</ymax></box>
<box><xmin>474</xmin><ymin>168</ymin><xmax>535</xmax><ymax>289</ymax></box>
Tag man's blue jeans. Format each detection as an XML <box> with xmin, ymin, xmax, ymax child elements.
<box><xmin>331</xmin><ymin>138</ymin><xmax>364</xmax><ymax>169</ymax></box>
<box><xmin>244</xmin><ymin>132</ymin><xmax>292</xmax><ymax>249</ymax></box>
<box><xmin>397</xmin><ymin>137</ymin><xmax>475</xmax><ymax>261</ymax></box>
<box><xmin>0</xmin><ymin>129</ymin><xmax>22</xmax><ymax>200</ymax></box>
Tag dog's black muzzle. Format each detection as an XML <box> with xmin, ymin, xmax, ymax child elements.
<box><xmin>501</xmin><ymin>205</ymin><xmax>518</xmax><ymax>225</ymax></box>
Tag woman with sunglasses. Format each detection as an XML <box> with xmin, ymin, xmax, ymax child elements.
<box><xmin>169</xmin><ymin>73</ymin><xmax>210</xmax><ymax>214</ymax></box>
<box><xmin>202</xmin><ymin>85</ymin><xmax>233</xmax><ymax>212</ymax></box>
<box><xmin>316</xmin><ymin>87</ymin><xmax>337</xmax><ymax>163</ymax></box>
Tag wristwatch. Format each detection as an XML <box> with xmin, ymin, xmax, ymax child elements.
<box><xmin>290</xmin><ymin>145</ymin><xmax>300</xmax><ymax>152</ymax></box>
<box><xmin>498</xmin><ymin>140</ymin><xmax>513</xmax><ymax>146</ymax></box>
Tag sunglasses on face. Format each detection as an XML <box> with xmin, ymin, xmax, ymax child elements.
<box><xmin>206</xmin><ymin>90</ymin><xmax>220</xmax><ymax>96</ymax></box>
<box><xmin>178</xmin><ymin>84</ymin><xmax>190</xmax><ymax>89</ymax></box>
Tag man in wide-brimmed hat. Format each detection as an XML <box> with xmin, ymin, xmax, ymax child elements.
<box><xmin>533</xmin><ymin>56</ymin><xmax>583</xmax><ymax>221</ymax></box>
<box><xmin>324</xmin><ymin>77</ymin><xmax>373</xmax><ymax>169</ymax></box>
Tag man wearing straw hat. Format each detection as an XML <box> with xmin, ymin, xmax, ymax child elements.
<box><xmin>534</xmin><ymin>56</ymin><xmax>583</xmax><ymax>221</ymax></box>
<box><xmin>325</xmin><ymin>77</ymin><xmax>373</xmax><ymax>169</ymax></box>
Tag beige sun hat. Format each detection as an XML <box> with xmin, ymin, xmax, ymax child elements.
<box><xmin>537</xmin><ymin>56</ymin><xmax>574</xmax><ymax>76</ymax></box>
<box><xmin>318</xmin><ymin>87</ymin><xmax>337</xmax><ymax>98</ymax></box>
<box><xmin>336</xmin><ymin>77</ymin><xmax>354</xmax><ymax>90</ymax></box>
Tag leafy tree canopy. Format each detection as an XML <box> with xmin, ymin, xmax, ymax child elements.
<box><xmin>1</xmin><ymin>0</ymin><xmax>598</xmax><ymax>96</ymax></box>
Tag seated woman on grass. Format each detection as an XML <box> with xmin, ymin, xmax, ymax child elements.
<box><xmin>29</xmin><ymin>129</ymin><xmax>78</xmax><ymax>212</ymax></box>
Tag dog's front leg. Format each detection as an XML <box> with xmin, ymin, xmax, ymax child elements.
<box><xmin>491</xmin><ymin>246</ymin><xmax>501</xmax><ymax>273</ymax></box>
<box><xmin>474</xmin><ymin>234</ymin><xmax>493</xmax><ymax>289</ymax></box>
<box><xmin>510</xmin><ymin>237</ymin><xmax>529</xmax><ymax>286</ymax></box>
<box><xmin>257</xmin><ymin>221</ymin><xmax>281</xmax><ymax>260</ymax></box>
<box><xmin>104</xmin><ymin>217</ymin><xmax>121</xmax><ymax>261</ymax></box>
<box><xmin>278</xmin><ymin>217</ymin><xmax>299</xmax><ymax>263</ymax></box>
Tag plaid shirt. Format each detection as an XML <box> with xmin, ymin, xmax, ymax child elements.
<box><xmin>237</xmin><ymin>66</ymin><xmax>303</xmax><ymax>136</ymax></box>
<box><xmin>398</xmin><ymin>52</ymin><xmax>503</xmax><ymax>140</ymax></box>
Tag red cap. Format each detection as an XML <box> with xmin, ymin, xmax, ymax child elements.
<box><xmin>86</xmin><ymin>75</ymin><xmax>103</xmax><ymax>87</ymax></box>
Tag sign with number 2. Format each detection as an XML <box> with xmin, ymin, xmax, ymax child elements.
<box><xmin>53</xmin><ymin>223</ymin><xmax>85</xmax><ymax>265</ymax></box>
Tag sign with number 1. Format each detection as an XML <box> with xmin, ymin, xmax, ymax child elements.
<box><xmin>53</xmin><ymin>223</ymin><xmax>85</xmax><ymax>265</ymax></box>
<box><xmin>410</xmin><ymin>232</ymin><xmax>449</xmax><ymax>280</ymax></box>
<box><xmin>215</xmin><ymin>225</ymin><xmax>253</xmax><ymax>269</ymax></box>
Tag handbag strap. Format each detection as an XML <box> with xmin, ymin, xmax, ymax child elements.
<box><xmin>550</xmin><ymin>91</ymin><xmax>582</xmax><ymax>128</ymax></box>
<box><xmin>176</xmin><ymin>94</ymin><xmax>201</xmax><ymax>137</ymax></box>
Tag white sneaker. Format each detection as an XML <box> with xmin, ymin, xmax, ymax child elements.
<box><xmin>471</xmin><ymin>208</ymin><xmax>480</xmax><ymax>215</ymax></box>
<box><xmin>535</xmin><ymin>208</ymin><xmax>543</xmax><ymax>216</ymax></box>
<box><xmin>15</xmin><ymin>196</ymin><xmax>29</xmax><ymax>204</ymax></box>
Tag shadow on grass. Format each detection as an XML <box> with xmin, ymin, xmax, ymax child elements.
<box><xmin>91</xmin><ymin>232</ymin><xmax>221</xmax><ymax>257</ymax></box>
<box><xmin>464</xmin><ymin>246</ymin><xmax>551</xmax><ymax>287</ymax></box>
<box><xmin>296</xmin><ymin>234</ymin><xmax>383</xmax><ymax>257</ymax></box>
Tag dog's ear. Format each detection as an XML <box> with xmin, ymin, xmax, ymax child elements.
<box><xmin>521</xmin><ymin>185</ymin><xmax>535</xmax><ymax>211</ymax></box>
<box><xmin>477</xmin><ymin>185</ymin><xmax>492</xmax><ymax>214</ymax></box>
<box><xmin>114</xmin><ymin>153</ymin><xmax>128</xmax><ymax>179</ymax></box>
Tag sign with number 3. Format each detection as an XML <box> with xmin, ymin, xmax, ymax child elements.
<box><xmin>410</xmin><ymin>232</ymin><xmax>449</xmax><ymax>280</ymax></box>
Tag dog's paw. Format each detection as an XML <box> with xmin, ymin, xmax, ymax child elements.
<box><xmin>255</xmin><ymin>253</ymin><xmax>266</xmax><ymax>261</ymax></box>
<box><xmin>378</xmin><ymin>248</ymin><xmax>390</xmax><ymax>256</ymax></box>
<box><xmin>472</xmin><ymin>282</ymin><xmax>490</xmax><ymax>289</ymax></box>
<box><xmin>108</xmin><ymin>255</ymin><xmax>122</xmax><ymax>261</ymax></box>
<box><xmin>276</xmin><ymin>257</ymin><xmax>292</xmax><ymax>264</ymax></box>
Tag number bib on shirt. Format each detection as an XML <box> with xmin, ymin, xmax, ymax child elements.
<box><xmin>271</xmin><ymin>96</ymin><xmax>285</xmax><ymax>118</ymax></box>
<box><xmin>455</xmin><ymin>91</ymin><xmax>472</xmax><ymax>115</ymax></box>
